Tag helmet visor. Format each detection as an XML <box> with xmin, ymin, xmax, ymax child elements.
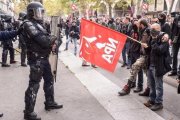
<box><xmin>33</xmin><ymin>8</ymin><xmax>45</xmax><ymax>20</ymax></box>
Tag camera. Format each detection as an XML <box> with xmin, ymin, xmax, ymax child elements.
<box><xmin>171</xmin><ymin>12</ymin><xmax>180</xmax><ymax>17</ymax></box>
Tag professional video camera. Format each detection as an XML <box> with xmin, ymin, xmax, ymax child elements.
<box><xmin>171</xmin><ymin>12</ymin><xmax>180</xmax><ymax>17</ymax></box>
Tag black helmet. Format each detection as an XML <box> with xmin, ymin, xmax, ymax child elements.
<box><xmin>27</xmin><ymin>2</ymin><xmax>45</xmax><ymax>21</ymax></box>
<box><xmin>18</xmin><ymin>12</ymin><xmax>26</xmax><ymax>20</ymax></box>
<box><xmin>3</xmin><ymin>15</ymin><xmax>12</xmax><ymax>23</ymax></box>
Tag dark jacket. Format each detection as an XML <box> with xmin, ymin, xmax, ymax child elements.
<box><xmin>22</xmin><ymin>20</ymin><xmax>52</xmax><ymax>60</ymax></box>
<box><xmin>139</xmin><ymin>27</ymin><xmax>151</xmax><ymax>55</ymax></box>
<box><xmin>69</xmin><ymin>25</ymin><xmax>79</xmax><ymax>39</ymax></box>
<box><xmin>0</xmin><ymin>30</ymin><xmax>18</xmax><ymax>41</ymax></box>
<box><xmin>65</xmin><ymin>22</ymin><xmax>70</xmax><ymax>35</ymax></box>
<box><xmin>108</xmin><ymin>23</ymin><xmax>116</xmax><ymax>30</ymax></box>
<box><xmin>160</xmin><ymin>22</ymin><xmax>171</xmax><ymax>37</ymax></box>
<box><xmin>148</xmin><ymin>33</ymin><xmax>170</xmax><ymax>77</ymax></box>
<box><xmin>129</xmin><ymin>30</ymin><xmax>140</xmax><ymax>54</ymax></box>
<box><xmin>171</xmin><ymin>15</ymin><xmax>180</xmax><ymax>43</ymax></box>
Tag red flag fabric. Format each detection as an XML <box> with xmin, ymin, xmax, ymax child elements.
<box><xmin>79</xmin><ymin>19</ymin><xmax>127</xmax><ymax>72</ymax></box>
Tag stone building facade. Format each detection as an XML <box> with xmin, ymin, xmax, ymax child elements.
<box><xmin>0</xmin><ymin>0</ymin><xmax>14</xmax><ymax>16</ymax></box>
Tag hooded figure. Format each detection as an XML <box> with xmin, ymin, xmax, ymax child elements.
<box><xmin>158</xmin><ymin>12</ymin><xmax>171</xmax><ymax>37</ymax></box>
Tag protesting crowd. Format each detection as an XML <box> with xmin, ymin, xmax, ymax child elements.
<box><xmin>61</xmin><ymin>11</ymin><xmax>180</xmax><ymax>111</ymax></box>
<box><xmin>0</xmin><ymin>1</ymin><xmax>180</xmax><ymax>120</ymax></box>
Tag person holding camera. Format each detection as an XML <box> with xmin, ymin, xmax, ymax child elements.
<box><xmin>64</xmin><ymin>21</ymin><xmax>80</xmax><ymax>55</ymax></box>
<box><xmin>144</xmin><ymin>23</ymin><xmax>171</xmax><ymax>111</ymax></box>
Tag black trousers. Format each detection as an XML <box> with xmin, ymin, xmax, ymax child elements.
<box><xmin>25</xmin><ymin>58</ymin><xmax>54</xmax><ymax>113</ymax></box>
<box><xmin>2</xmin><ymin>43</ymin><xmax>14</xmax><ymax>64</ymax></box>
<box><xmin>172</xmin><ymin>43</ymin><xmax>180</xmax><ymax>73</ymax></box>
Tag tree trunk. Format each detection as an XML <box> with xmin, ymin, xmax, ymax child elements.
<box><xmin>136</xmin><ymin>0</ymin><xmax>142</xmax><ymax>15</ymax></box>
<box><xmin>109</xmin><ymin>4</ymin><xmax>112</xmax><ymax>18</ymax></box>
<box><xmin>169</xmin><ymin>0</ymin><xmax>175</xmax><ymax>13</ymax></box>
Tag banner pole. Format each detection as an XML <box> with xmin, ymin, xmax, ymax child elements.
<box><xmin>127</xmin><ymin>36</ymin><xmax>141</xmax><ymax>44</ymax></box>
<box><xmin>127</xmin><ymin>36</ymin><xmax>148</xmax><ymax>48</ymax></box>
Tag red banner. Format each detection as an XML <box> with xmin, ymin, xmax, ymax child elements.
<box><xmin>79</xmin><ymin>19</ymin><xmax>127</xmax><ymax>72</ymax></box>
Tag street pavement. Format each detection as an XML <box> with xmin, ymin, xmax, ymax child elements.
<box><xmin>0</xmin><ymin>37</ymin><xmax>179</xmax><ymax>120</ymax></box>
<box><xmin>60</xmin><ymin>37</ymin><xmax>180</xmax><ymax>120</ymax></box>
<box><xmin>0</xmin><ymin>48</ymin><xmax>115</xmax><ymax>120</ymax></box>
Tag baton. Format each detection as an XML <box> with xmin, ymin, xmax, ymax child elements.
<box><xmin>8</xmin><ymin>46</ymin><xmax>21</xmax><ymax>54</ymax></box>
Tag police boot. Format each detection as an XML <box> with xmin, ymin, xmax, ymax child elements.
<box><xmin>1</xmin><ymin>64</ymin><xmax>10</xmax><ymax>67</ymax></box>
<box><xmin>24</xmin><ymin>111</ymin><xmax>41</xmax><ymax>120</ymax></box>
<box><xmin>44</xmin><ymin>96</ymin><xmax>63</xmax><ymax>111</ymax></box>
<box><xmin>2</xmin><ymin>50</ymin><xmax>8</xmax><ymax>67</ymax></box>
<box><xmin>21</xmin><ymin>63</ymin><xmax>27</xmax><ymax>67</ymax></box>
<box><xmin>118</xmin><ymin>80</ymin><xmax>133</xmax><ymax>96</ymax></box>
<box><xmin>0</xmin><ymin>113</ymin><xmax>3</xmax><ymax>117</ymax></box>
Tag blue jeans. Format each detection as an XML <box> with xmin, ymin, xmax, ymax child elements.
<box><xmin>148</xmin><ymin>66</ymin><xmax>163</xmax><ymax>104</ymax></box>
<box><xmin>65</xmin><ymin>34</ymin><xmax>69</xmax><ymax>40</ymax></box>
<box><xmin>65</xmin><ymin>37</ymin><xmax>77</xmax><ymax>55</ymax></box>
<box><xmin>122</xmin><ymin>41</ymin><xmax>130</xmax><ymax>65</ymax></box>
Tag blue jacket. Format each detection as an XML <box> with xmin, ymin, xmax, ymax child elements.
<box><xmin>0</xmin><ymin>30</ymin><xmax>18</xmax><ymax>41</ymax></box>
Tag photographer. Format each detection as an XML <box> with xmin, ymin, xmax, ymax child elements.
<box><xmin>64</xmin><ymin>20</ymin><xmax>80</xmax><ymax>55</ymax></box>
<box><xmin>144</xmin><ymin>23</ymin><xmax>171</xmax><ymax>111</ymax></box>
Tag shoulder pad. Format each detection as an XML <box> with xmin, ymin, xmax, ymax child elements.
<box><xmin>23</xmin><ymin>20</ymin><xmax>33</xmax><ymax>27</ymax></box>
<box><xmin>23</xmin><ymin>21</ymin><xmax>39</xmax><ymax>37</ymax></box>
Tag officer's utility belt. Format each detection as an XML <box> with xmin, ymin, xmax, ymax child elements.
<box><xmin>30</xmin><ymin>52</ymin><xmax>49</xmax><ymax>59</ymax></box>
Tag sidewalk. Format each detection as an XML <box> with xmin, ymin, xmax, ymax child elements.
<box><xmin>59</xmin><ymin>51</ymin><xmax>164</xmax><ymax>120</ymax></box>
<box><xmin>0</xmin><ymin>39</ymin><xmax>178</xmax><ymax>120</ymax></box>
<box><xmin>0</xmin><ymin>53</ymin><xmax>114</xmax><ymax>120</ymax></box>
<box><xmin>60</xmin><ymin>37</ymin><xmax>180</xmax><ymax>120</ymax></box>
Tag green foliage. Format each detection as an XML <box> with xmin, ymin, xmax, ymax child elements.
<box><xmin>14</xmin><ymin>0</ymin><xmax>29</xmax><ymax>14</ymax></box>
<box><xmin>13</xmin><ymin>0</ymin><xmax>133</xmax><ymax>16</ymax></box>
<box><xmin>116</xmin><ymin>0</ymin><xmax>129</xmax><ymax>9</ymax></box>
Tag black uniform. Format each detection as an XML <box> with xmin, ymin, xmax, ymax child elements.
<box><xmin>1</xmin><ymin>18</ymin><xmax>16</xmax><ymax>67</ymax></box>
<box><xmin>18</xmin><ymin>12</ymin><xmax>27</xmax><ymax>66</ymax></box>
<box><xmin>22</xmin><ymin>2</ymin><xmax>62</xmax><ymax>120</ymax></box>
<box><xmin>0</xmin><ymin>30</ymin><xmax>19</xmax><ymax>118</ymax></box>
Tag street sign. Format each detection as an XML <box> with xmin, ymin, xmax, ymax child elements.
<box><xmin>71</xmin><ymin>4</ymin><xmax>77</xmax><ymax>10</ymax></box>
<box><xmin>142</xmin><ymin>3</ymin><xmax>148</xmax><ymax>10</ymax></box>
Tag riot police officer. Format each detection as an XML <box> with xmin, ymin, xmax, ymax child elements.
<box><xmin>1</xmin><ymin>16</ymin><xmax>16</xmax><ymax>67</ymax></box>
<box><xmin>22</xmin><ymin>2</ymin><xmax>63</xmax><ymax>120</ymax></box>
<box><xmin>0</xmin><ymin>29</ymin><xmax>21</xmax><ymax>118</ymax></box>
<box><xmin>18</xmin><ymin>12</ymin><xmax>27</xmax><ymax>67</ymax></box>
